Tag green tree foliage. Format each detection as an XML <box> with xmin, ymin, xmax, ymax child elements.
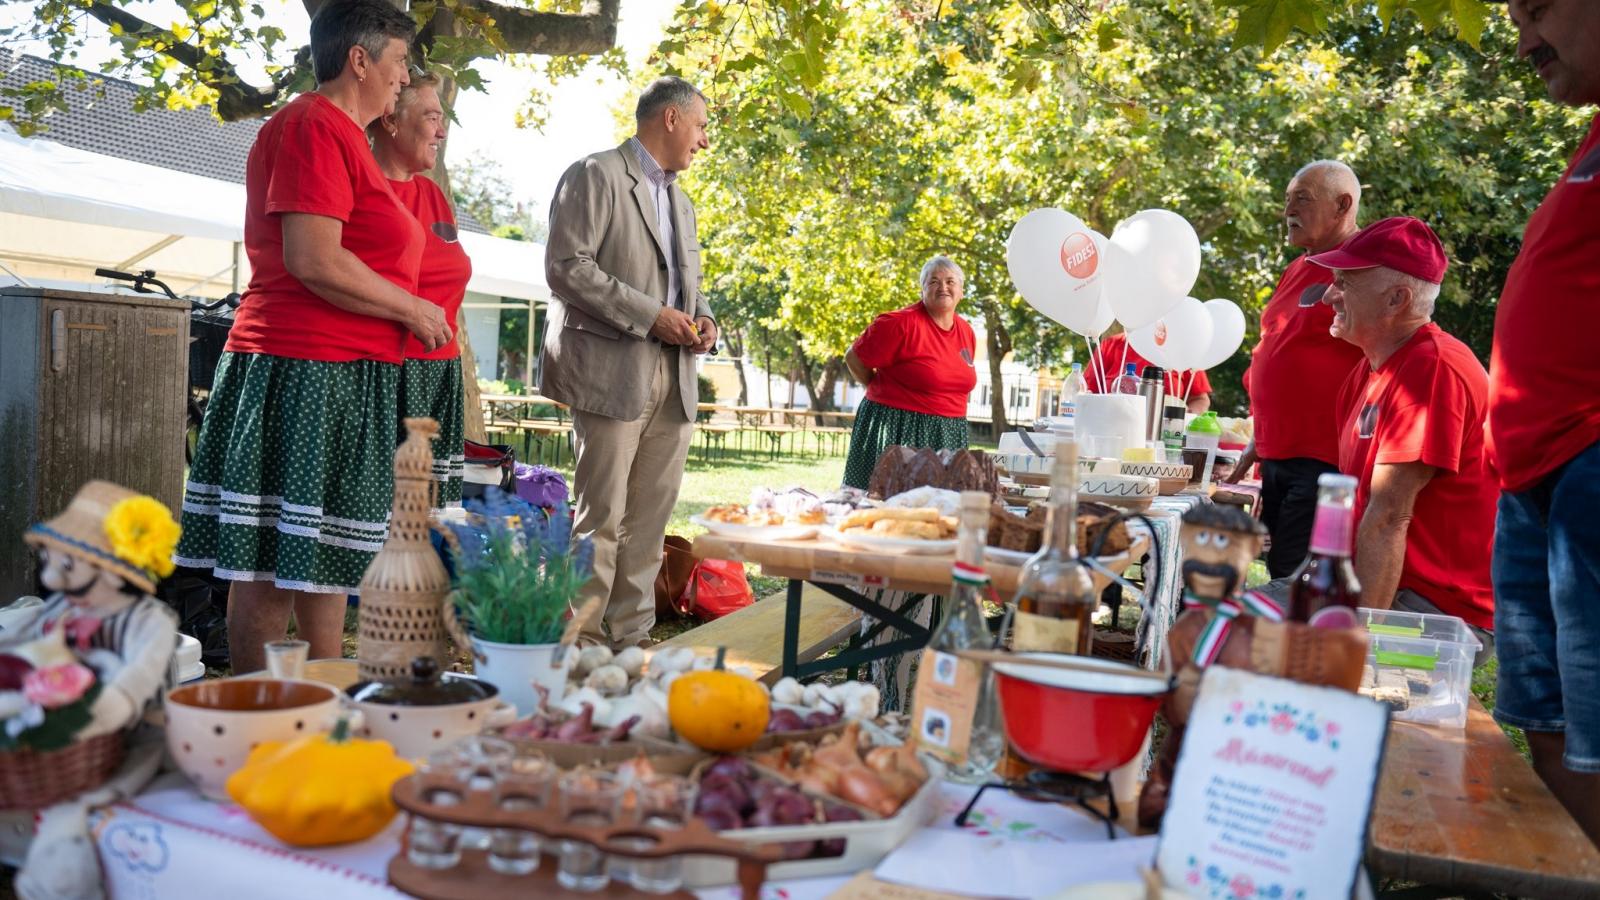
<box><xmin>616</xmin><ymin>0</ymin><xmax>1573</xmax><ymax>424</ymax></box>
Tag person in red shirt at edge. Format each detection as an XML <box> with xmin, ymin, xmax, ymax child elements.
<box><xmin>172</xmin><ymin>0</ymin><xmax>453</xmax><ymax>676</ymax></box>
<box><xmin>1487</xmin><ymin>0</ymin><xmax>1600</xmax><ymax>847</ymax></box>
<box><xmin>1082</xmin><ymin>331</ymin><xmax>1212</xmax><ymax>413</ymax></box>
<box><xmin>1226</xmin><ymin>161</ymin><xmax>1367</xmax><ymax>578</ymax></box>
<box><xmin>370</xmin><ymin>70</ymin><xmax>473</xmax><ymax>509</ymax></box>
<box><xmin>1303</xmin><ymin>218</ymin><xmax>1496</xmax><ymax>665</ymax></box>
<box><xmin>842</xmin><ymin>256</ymin><xmax>978</xmax><ymax>489</ymax></box>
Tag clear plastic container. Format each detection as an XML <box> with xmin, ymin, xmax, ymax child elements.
<box><xmin>1358</xmin><ymin>607</ymin><xmax>1481</xmax><ymax>729</ymax></box>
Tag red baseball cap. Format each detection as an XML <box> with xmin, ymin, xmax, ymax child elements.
<box><xmin>1306</xmin><ymin>216</ymin><xmax>1448</xmax><ymax>284</ymax></box>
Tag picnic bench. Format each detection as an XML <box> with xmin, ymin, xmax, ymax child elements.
<box><xmin>653</xmin><ymin>585</ymin><xmax>864</xmax><ymax>685</ymax></box>
<box><xmin>1368</xmin><ymin>697</ymin><xmax>1600</xmax><ymax>898</ymax></box>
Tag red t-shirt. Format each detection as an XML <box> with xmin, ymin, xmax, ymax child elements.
<box><xmin>1335</xmin><ymin>324</ymin><xmax>1496</xmax><ymax>630</ymax></box>
<box><xmin>1244</xmin><ymin>256</ymin><xmax>1365</xmax><ymax>464</ymax></box>
<box><xmin>853</xmin><ymin>303</ymin><xmax>977</xmax><ymax>419</ymax></box>
<box><xmin>391</xmin><ymin>176</ymin><xmax>472</xmax><ymax>360</ymax></box>
<box><xmin>1082</xmin><ymin>332</ymin><xmax>1212</xmax><ymax>397</ymax></box>
<box><xmin>226</xmin><ymin>92</ymin><xmax>426</xmax><ymax>364</ymax></box>
<box><xmin>1487</xmin><ymin>113</ymin><xmax>1600</xmax><ymax>492</ymax></box>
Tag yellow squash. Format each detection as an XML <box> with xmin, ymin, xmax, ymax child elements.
<box><xmin>225</xmin><ymin>719</ymin><xmax>415</xmax><ymax>847</ymax></box>
<box><xmin>668</xmin><ymin>657</ymin><xmax>771</xmax><ymax>753</ymax></box>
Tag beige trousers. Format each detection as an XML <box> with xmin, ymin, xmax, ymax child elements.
<box><xmin>570</xmin><ymin>347</ymin><xmax>693</xmax><ymax>647</ymax></box>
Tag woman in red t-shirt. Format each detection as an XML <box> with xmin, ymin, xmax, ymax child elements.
<box><xmin>173</xmin><ymin>0</ymin><xmax>453</xmax><ymax>675</ymax></box>
<box><xmin>841</xmin><ymin>256</ymin><xmax>978</xmax><ymax>489</ymax></box>
<box><xmin>370</xmin><ymin>72</ymin><xmax>473</xmax><ymax>508</ymax></box>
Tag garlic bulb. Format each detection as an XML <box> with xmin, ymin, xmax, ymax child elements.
<box><xmin>614</xmin><ymin>646</ymin><xmax>646</xmax><ymax>678</ymax></box>
<box><xmin>585</xmin><ymin>663</ymin><xmax>629</xmax><ymax>695</ymax></box>
<box><xmin>771</xmin><ymin>677</ymin><xmax>805</xmax><ymax>706</ymax></box>
<box><xmin>575</xmin><ymin>645</ymin><xmax>614</xmax><ymax>676</ymax></box>
<box><xmin>556</xmin><ymin>686</ymin><xmax>611</xmax><ymax>720</ymax></box>
<box><xmin>650</xmin><ymin>647</ymin><xmax>696</xmax><ymax>676</ymax></box>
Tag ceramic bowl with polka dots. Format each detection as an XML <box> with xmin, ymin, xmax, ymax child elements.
<box><xmin>164</xmin><ymin>678</ymin><xmax>345</xmax><ymax>799</ymax></box>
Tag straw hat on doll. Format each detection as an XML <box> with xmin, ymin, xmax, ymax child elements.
<box><xmin>23</xmin><ymin>480</ymin><xmax>181</xmax><ymax>594</ymax></box>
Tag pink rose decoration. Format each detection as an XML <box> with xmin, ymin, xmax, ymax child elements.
<box><xmin>1187</xmin><ymin>870</ymin><xmax>1202</xmax><ymax>886</ymax></box>
<box><xmin>1229</xmin><ymin>700</ymin><xmax>1244</xmax><ymax>714</ymax></box>
<box><xmin>1270</xmin><ymin>712</ymin><xmax>1295</xmax><ymax>734</ymax></box>
<box><xmin>1326</xmin><ymin>721</ymin><xmax>1341</xmax><ymax>736</ymax></box>
<box><xmin>1230</xmin><ymin>874</ymin><xmax>1255</xmax><ymax>898</ymax></box>
<box><xmin>23</xmin><ymin>663</ymin><xmax>94</xmax><ymax>709</ymax></box>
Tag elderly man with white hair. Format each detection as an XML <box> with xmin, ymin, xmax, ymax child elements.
<box><xmin>1307</xmin><ymin>216</ymin><xmax>1496</xmax><ymax>659</ymax></box>
<box><xmin>1229</xmin><ymin>161</ymin><xmax>1368</xmax><ymax>579</ymax></box>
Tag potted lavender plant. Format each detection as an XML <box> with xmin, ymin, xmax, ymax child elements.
<box><xmin>443</xmin><ymin>488</ymin><xmax>592</xmax><ymax>714</ymax></box>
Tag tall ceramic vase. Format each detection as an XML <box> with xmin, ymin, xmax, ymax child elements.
<box><xmin>470</xmin><ymin>637</ymin><xmax>570</xmax><ymax>716</ymax></box>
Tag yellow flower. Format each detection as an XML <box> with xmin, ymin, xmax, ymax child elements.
<box><xmin>103</xmin><ymin>496</ymin><xmax>181</xmax><ymax>579</ymax></box>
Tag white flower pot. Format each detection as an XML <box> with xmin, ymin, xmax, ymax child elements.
<box><xmin>470</xmin><ymin>638</ymin><xmax>569</xmax><ymax>716</ymax></box>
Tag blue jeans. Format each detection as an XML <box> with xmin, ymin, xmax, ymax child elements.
<box><xmin>1493</xmin><ymin>439</ymin><xmax>1600</xmax><ymax>772</ymax></box>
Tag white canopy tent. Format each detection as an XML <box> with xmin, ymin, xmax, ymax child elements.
<box><xmin>0</xmin><ymin>125</ymin><xmax>550</xmax><ymax>304</ymax></box>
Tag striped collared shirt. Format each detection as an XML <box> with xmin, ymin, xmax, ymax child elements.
<box><xmin>628</xmin><ymin>136</ymin><xmax>680</xmax><ymax>310</ymax></box>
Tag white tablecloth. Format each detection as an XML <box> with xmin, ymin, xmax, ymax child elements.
<box><xmin>96</xmin><ymin>774</ymin><xmax>1156</xmax><ymax>899</ymax></box>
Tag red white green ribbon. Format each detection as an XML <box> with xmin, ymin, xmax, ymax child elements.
<box><xmin>952</xmin><ymin>561</ymin><xmax>990</xmax><ymax>586</ymax></box>
<box><xmin>1183</xmin><ymin>589</ymin><xmax>1284</xmax><ymax>666</ymax></box>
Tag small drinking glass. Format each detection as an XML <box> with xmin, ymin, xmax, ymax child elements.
<box><xmin>557</xmin><ymin>769</ymin><xmax>625</xmax><ymax>892</ymax></box>
<box><xmin>450</xmin><ymin>736</ymin><xmax>516</xmax><ymax>851</ymax></box>
<box><xmin>489</xmin><ymin>752</ymin><xmax>554</xmax><ymax>876</ymax></box>
<box><xmin>263</xmin><ymin>639</ymin><xmax>308</xmax><ymax>679</ymax></box>
<box><xmin>406</xmin><ymin>750</ymin><xmax>467</xmax><ymax>870</ymax></box>
<box><xmin>628</xmin><ymin>775</ymin><xmax>692</xmax><ymax>894</ymax></box>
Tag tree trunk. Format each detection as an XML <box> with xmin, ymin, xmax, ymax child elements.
<box><xmin>812</xmin><ymin>357</ymin><xmax>843</xmax><ymax>422</ymax></box>
<box><xmin>984</xmin><ymin>304</ymin><xmax>1012</xmax><ymax>436</ymax></box>
<box><xmin>725</xmin><ymin>327</ymin><xmax>750</xmax><ymax>406</ymax></box>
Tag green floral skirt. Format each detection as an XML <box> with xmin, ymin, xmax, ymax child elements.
<box><xmin>174</xmin><ymin>351</ymin><xmax>399</xmax><ymax>594</ymax></box>
<box><xmin>841</xmin><ymin>398</ymin><xmax>971</xmax><ymax>489</ymax></box>
<box><xmin>399</xmin><ymin>356</ymin><xmax>464</xmax><ymax>508</ymax></box>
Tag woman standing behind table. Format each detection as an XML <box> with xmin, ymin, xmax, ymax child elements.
<box><xmin>842</xmin><ymin>255</ymin><xmax>978</xmax><ymax>489</ymax></box>
<box><xmin>174</xmin><ymin>0</ymin><xmax>452</xmax><ymax>676</ymax></box>
<box><xmin>370</xmin><ymin>71</ymin><xmax>472</xmax><ymax>507</ymax></box>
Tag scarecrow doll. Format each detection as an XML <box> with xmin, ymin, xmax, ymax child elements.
<box><xmin>3</xmin><ymin>481</ymin><xmax>180</xmax><ymax>900</ymax></box>
<box><xmin>1137</xmin><ymin>503</ymin><xmax>1367</xmax><ymax>829</ymax></box>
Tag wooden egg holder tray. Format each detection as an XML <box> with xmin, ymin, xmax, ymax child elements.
<box><xmin>387</xmin><ymin>773</ymin><xmax>782</xmax><ymax>900</ymax></box>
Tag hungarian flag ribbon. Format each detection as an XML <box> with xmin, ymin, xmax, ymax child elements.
<box><xmin>1183</xmin><ymin>589</ymin><xmax>1284</xmax><ymax>666</ymax></box>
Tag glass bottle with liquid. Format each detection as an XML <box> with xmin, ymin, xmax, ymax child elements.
<box><xmin>1287</xmin><ymin>473</ymin><xmax>1364</xmax><ymax>626</ymax></box>
<box><xmin>1011</xmin><ymin>443</ymin><xmax>1096</xmax><ymax>656</ymax></box>
<box><xmin>920</xmin><ymin>490</ymin><xmax>1005</xmax><ymax>782</ymax></box>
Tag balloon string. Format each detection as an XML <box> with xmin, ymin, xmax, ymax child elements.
<box><xmin>1117</xmin><ymin>338</ymin><xmax>1131</xmax><ymax>389</ymax></box>
<box><xmin>1183</xmin><ymin>371</ymin><xmax>1195</xmax><ymax>406</ymax></box>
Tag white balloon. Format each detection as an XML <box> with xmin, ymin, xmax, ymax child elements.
<box><xmin>1006</xmin><ymin>210</ymin><xmax>1111</xmax><ymax>336</ymax></box>
<box><xmin>1112</xmin><ymin>209</ymin><xmax>1202</xmax><ymax>297</ymax></box>
<box><xmin>1197</xmin><ymin>299</ymin><xmax>1247</xmax><ymax>370</ymax></box>
<box><xmin>1154</xmin><ymin>297</ymin><xmax>1215</xmax><ymax>372</ymax></box>
<box><xmin>1127</xmin><ymin>322</ymin><xmax>1170</xmax><ymax>370</ymax></box>
<box><xmin>1099</xmin><ymin>240</ymin><xmax>1182</xmax><ymax>332</ymax></box>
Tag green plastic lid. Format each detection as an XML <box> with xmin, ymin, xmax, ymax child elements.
<box><xmin>1186</xmin><ymin>411</ymin><xmax>1222</xmax><ymax>435</ymax></box>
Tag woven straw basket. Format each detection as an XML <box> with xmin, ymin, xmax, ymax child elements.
<box><xmin>358</xmin><ymin>418</ymin><xmax>471</xmax><ymax>682</ymax></box>
<box><xmin>0</xmin><ymin>731</ymin><xmax>126</xmax><ymax>810</ymax></box>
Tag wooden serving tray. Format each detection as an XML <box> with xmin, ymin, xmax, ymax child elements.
<box><xmin>388</xmin><ymin>774</ymin><xmax>783</xmax><ymax>900</ymax></box>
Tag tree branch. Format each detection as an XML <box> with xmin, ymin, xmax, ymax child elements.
<box><xmin>470</xmin><ymin>0</ymin><xmax>621</xmax><ymax>56</ymax></box>
<box><xmin>84</xmin><ymin>1</ymin><xmax>293</xmax><ymax>120</ymax></box>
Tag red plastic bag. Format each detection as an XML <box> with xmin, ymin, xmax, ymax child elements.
<box><xmin>685</xmin><ymin>559</ymin><xmax>753</xmax><ymax>621</ymax></box>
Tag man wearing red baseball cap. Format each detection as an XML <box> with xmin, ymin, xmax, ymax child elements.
<box><xmin>1488</xmin><ymin>0</ymin><xmax>1600</xmax><ymax>846</ymax></box>
<box><xmin>1227</xmin><ymin>161</ymin><xmax>1367</xmax><ymax>579</ymax></box>
<box><xmin>1308</xmin><ymin>217</ymin><xmax>1497</xmax><ymax>661</ymax></box>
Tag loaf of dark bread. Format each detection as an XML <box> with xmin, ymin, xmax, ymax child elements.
<box><xmin>866</xmin><ymin>446</ymin><xmax>999</xmax><ymax>500</ymax></box>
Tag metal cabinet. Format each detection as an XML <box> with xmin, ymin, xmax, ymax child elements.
<box><xmin>1</xmin><ymin>286</ymin><xmax>189</xmax><ymax>598</ymax></box>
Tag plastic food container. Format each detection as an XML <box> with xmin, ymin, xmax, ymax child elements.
<box><xmin>1359</xmin><ymin>607</ymin><xmax>1481</xmax><ymax>729</ymax></box>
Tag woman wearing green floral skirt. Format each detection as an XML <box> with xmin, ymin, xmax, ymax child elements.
<box><xmin>371</xmin><ymin>71</ymin><xmax>471</xmax><ymax>507</ymax></box>
<box><xmin>173</xmin><ymin>0</ymin><xmax>453</xmax><ymax>675</ymax></box>
<box><xmin>842</xmin><ymin>255</ymin><xmax>978</xmax><ymax>489</ymax></box>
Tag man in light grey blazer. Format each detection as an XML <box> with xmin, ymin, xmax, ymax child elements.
<box><xmin>539</xmin><ymin>77</ymin><xmax>716</xmax><ymax>649</ymax></box>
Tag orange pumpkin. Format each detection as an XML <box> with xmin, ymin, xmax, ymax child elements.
<box><xmin>668</xmin><ymin>668</ymin><xmax>770</xmax><ymax>752</ymax></box>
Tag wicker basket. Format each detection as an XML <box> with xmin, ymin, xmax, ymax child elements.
<box><xmin>358</xmin><ymin>418</ymin><xmax>469</xmax><ymax>682</ymax></box>
<box><xmin>0</xmin><ymin>731</ymin><xmax>126</xmax><ymax>810</ymax></box>
<box><xmin>1091</xmin><ymin>629</ymin><xmax>1139</xmax><ymax>664</ymax></box>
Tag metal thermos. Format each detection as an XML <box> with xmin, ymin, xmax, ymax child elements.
<box><xmin>1139</xmin><ymin>366</ymin><xmax>1166</xmax><ymax>443</ymax></box>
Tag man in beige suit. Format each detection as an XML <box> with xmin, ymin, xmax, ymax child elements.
<box><xmin>540</xmin><ymin>76</ymin><xmax>716</xmax><ymax>649</ymax></box>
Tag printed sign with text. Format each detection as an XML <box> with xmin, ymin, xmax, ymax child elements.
<box><xmin>1157</xmin><ymin>666</ymin><xmax>1389</xmax><ymax>900</ymax></box>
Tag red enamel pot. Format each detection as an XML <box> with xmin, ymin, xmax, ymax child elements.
<box><xmin>993</xmin><ymin>653</ymin><xmax>1172</xmax><ymax>773</ymax></box>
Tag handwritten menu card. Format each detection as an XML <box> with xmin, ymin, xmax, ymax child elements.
<box><xmin>1157</xmin><ymin>667</ymin><xmax>1389</xmax><ymax>900</ymax></box>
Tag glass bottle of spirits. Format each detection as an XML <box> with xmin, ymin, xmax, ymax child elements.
<box><xmin>1011</xmin><ymin>444</ymin><xmax>1096</xmax><ymax>655</ymax></box>
<box><xmin>1287</xmin><ymin>473</ymin><xmax>1364</xmax><ymax>626</ymax></box>
<box><xmin>917</xmin><ymin>490</ymin><xmax>1005</xmax><ymax>782</ymax></box>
